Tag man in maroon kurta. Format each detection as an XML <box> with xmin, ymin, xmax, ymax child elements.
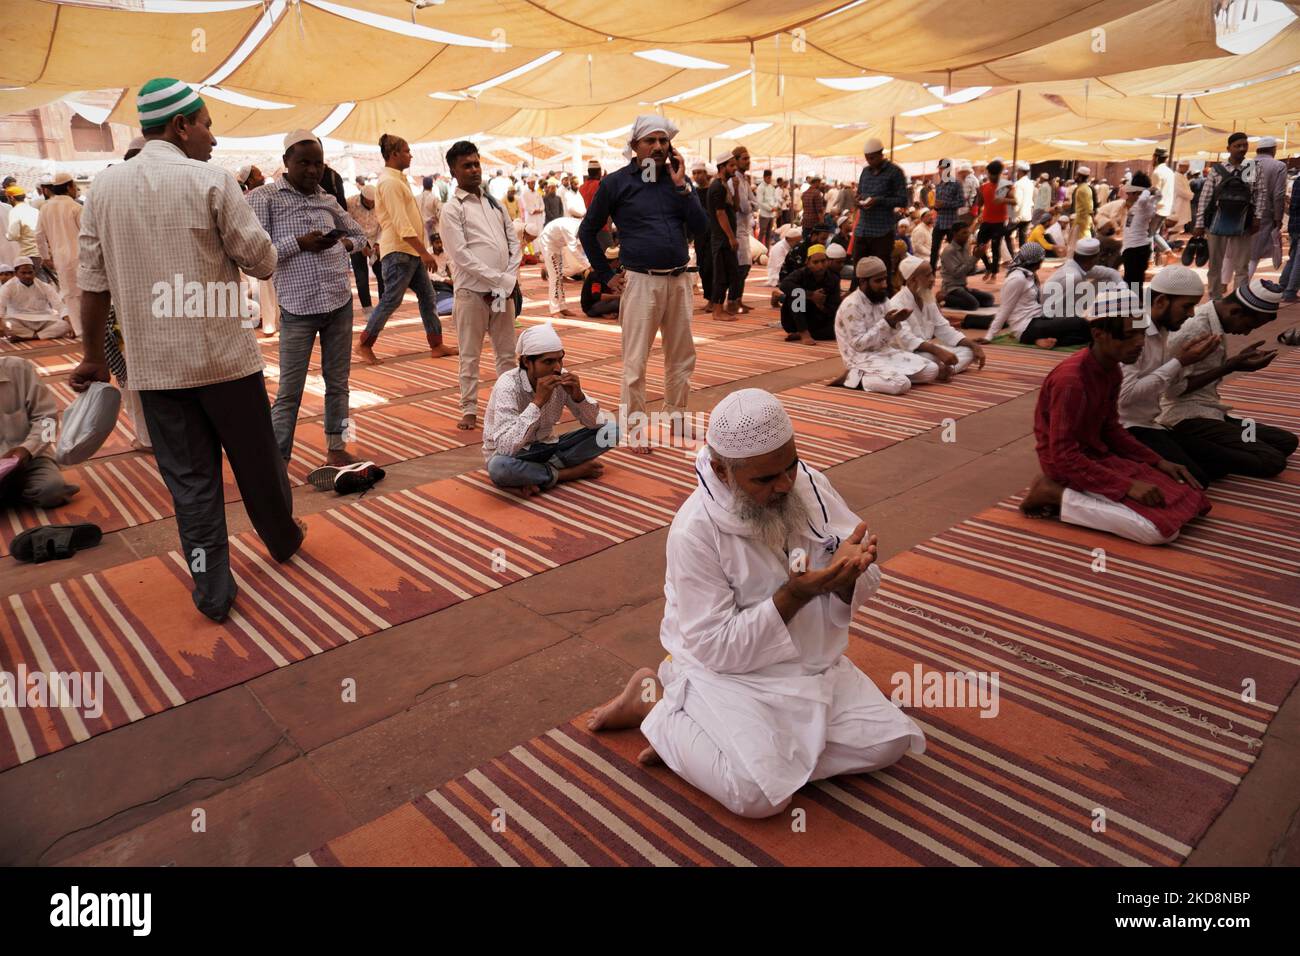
<box><xmin>1021</xmin><ymin>287</ymin><xmax>1210</xmax><ymax>544</ymax></box>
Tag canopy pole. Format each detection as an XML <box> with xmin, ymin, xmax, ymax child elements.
<box><xmin>791</xmin><ymin>125</ymin><xmax>797</xmax><ymax>182</ymax></box>
<box><xmin>1168</xmin><ymin>93</ymin><xmax>1183</xmax><ymax>165</ymax></box>
<box><xmin>1011</xmin><ymin>89</ymin><xmax>1021</xmax><ymax>171</ymax></box>
<box><xmin>708</xmin><ymin>137</ymin><xmax>712</xmax><ymax>163</ymax></box>
<box><xmin>889</xmin><ymin>115</ymin><xmax>895</xmax><ymax>157</ymax></box>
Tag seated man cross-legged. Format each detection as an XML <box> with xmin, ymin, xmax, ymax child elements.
<box><xmin>832</xmin><ymin>255</ymin><xmax>937</xmax><ymax>394</ymax></box>
<box><xmin>891</xmin><ymin>255</ymin><xmax>986</xmax><ymax>380</ymax></box>
<box><xmin>588</xmin><ymin>388</ymin><xmax>924</xmax><ymax>819</ymax></box>
<box><xmin>481</xmin><ymin>323</ymin><xmax>617</xmax><ymax>497</ymax></box>
<box><xmin>777</xmin><ymin>243</ymin><xmax>841</xmax><ymax>343</ymax></box>
<box><xmin>1021</xmin><ymin>287</ymin><xmax>1210</xmax><ymax>545</ymax></box>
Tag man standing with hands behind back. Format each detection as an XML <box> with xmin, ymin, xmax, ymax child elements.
<box><xmin>578</xmin><ymin>115</ymin><xmax>708</xmax><ymax>453</ymax></box>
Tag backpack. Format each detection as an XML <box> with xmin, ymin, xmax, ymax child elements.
<box><xmin>1206</xmin><ymin>163</ymin><xmax>1253</xmax><ymax>236</ymax></box>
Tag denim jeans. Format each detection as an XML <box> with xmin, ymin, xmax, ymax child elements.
<box><xmin>362</xmin><ymin>251</ymin><xmax>443</xmax><ymax>344</ymax></box>
<box><xmin>1281</xmin><ymin>240</ymin><xmax>1300</xmax><ymax>297</ymax></box>
<box><xmin>487</xmin><ymin>423</ymin><xmax>618</xmax><ymax>489</ymax></box>
<box><xmin>272</xmin><ymin>299</ymin><xmax>353</xmax><ymax>461</ymax></box>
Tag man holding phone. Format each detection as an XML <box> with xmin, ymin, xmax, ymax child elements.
<box><xmin>248</xmin><ymin>129</ymin><xmax>369</xmax><ymax>467</ymax></box>
<box><xmin>578</xmin><ymin>114</ymin><xmax>708</xmax><ymax>453</ymax></box>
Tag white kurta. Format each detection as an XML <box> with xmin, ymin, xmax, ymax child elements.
<box><xmin>0</xmin><ymin>276</ymin><xmax>69</xmax><ymax>338</ymax></box>
<box><xmin>889</xmin><ymin>287</ymin><xmax>974</xmax><ymax>374</ymax></box>
<box><xmin>539</xmin><ymin>216</ymin><xmax>590</xmax><ymax>313</ymax></box>
<box><xmin>561</xmin><ymin>187</ymin><xmax>587</xmax><ymax>219</ymax></box>
<box><xmin>766</xmin><ymin>238</ymin><xmax>792</xmax><ymax>286</ymax></box>
<box><xmin>520</xmin><ymin>188</ymin><xmax>546</xmax><ymax>240</ymax></box>
<box><xmin>36</xmin><ymin>195</ymin><xmax>82</xmax><ymax>334</ymax></box>
<box><xmin>834</xmin><ymin>288</ymin><xmax>933</xmax><ymax>393</ymax></box>
<box><xmin>640</xmin><ymin>447</ymin><xmax>925</xmax><ymax>818</ymax></box>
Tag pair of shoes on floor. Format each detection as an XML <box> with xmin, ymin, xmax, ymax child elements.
<box><xmin>1277</xmin><ymin>325</ymin><xmax>1300</xmax><ymax>346</ymax></box>
<box><xmin>306</xmin><ymin>460</ymin><xmax>386</xmax><ymax>495</ymax></box>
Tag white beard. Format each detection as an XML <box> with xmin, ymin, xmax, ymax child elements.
<box><xmin>732</xmin><ymin>482</ymin><xmax>812</xmax><ymax>554</ymax></box>
<box><xmin>913</xmin><ymin>284</ymin><xmax>936</xmax><ymax>307</ymax></box>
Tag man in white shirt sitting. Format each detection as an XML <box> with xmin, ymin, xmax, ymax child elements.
<box><xmin>890</xmin><ymin>256</ymin><xmax>985</xmax><ymax>380</ymax></box>
<box><xmin>1040</xmin><ymin>237</ymin><xmax>1122</xmax><ymax>328</ymax></box>
<box><xmin>0</xmin><ymin>256</ymin><xmax>70</xmax><ymax>340</ymax></box>
<box><xmin>481</xmin><ymin>324</ymin><xmax>616</xmax><ymax>498</ymax></box>
<box><xmin>833</xmin><ymin>256</ymin><xmax>937</xmax><ymax>393</ymax></box>
<box><xmin>587</xmin><ymin>387</ymin><xmax>924</xmax><ymax>819</ymax></box>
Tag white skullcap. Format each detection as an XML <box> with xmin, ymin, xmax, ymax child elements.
<box><xmin>863</xmin><ymin>137</ymin><xmax>884</xmax><ymax>155</ymax></box>
<box><xmin>1122</xmin><ymin>182</ymin><xmax>1143</xmax><ymax>193</ymax></box>
<box><xmin>37</xmin><ymin>173</ymin><xmax>52</xmax><ymax>186</ymax></box>
<box><xmin>782</xmin><ymin>225</ymin><xmax>802</xmax><ymax>241</ymax></box>
<box><xmin>1088</xmin><ymin>285</ymin><xmax>1149</xmax><ymax>327</ymax></box>
<box><xmin>689</xmin><ymin>159</ymin><xmax>706</xmax><ymax>172</ymax></box>
<box><xmin>1257</xmin><ymin>136</ymin><xmax>1277</xmax><ymax>149</ymax></box>
<box><xmin>1077</xmin><ymin>165</ymin><xmax>1091</xmax><ymax>176</ymax></box>
<box><xmin>13</xmin><ymin>256</ymin><xmax>33</xmax><ymax>267</ymax></box>
<box><xmin>51</xmin><ymin>171</ymin><xmax>74</xmax><ymax>186</ymax></box>
<box><xmin>126</xmin><ymin>136</ymin><xmax>146</xmax><ymax>152</ymax></box>
<box><xmin>899</xmin><ymin>255</ymin><xmax>928</xmax><ymax>281</ymax></box>
<box><xmin>0</xmin><ymin>263</ymin><xmax>11</xmax><ymax>272</ymax></box>
<box><xmin>1149</xmin><ymin>265</ymin><xmax>1205</xmax><ymax>298</ymax></box>
<box><xmin>1015</xmin><ymin>160</ymin><xmax>1031</xmax><ymax>171</ymax></box>
<box><xmin>1075</xmin><ymin>237</ymin><xmax>1101</xmax><ymax>255</ymax></box>
<box><xmin>517</xmin><ymin>323</ymin><xmax>564</xmax><ymax>357</ymax></box>
<box><xmin>236</xmin><ymin>165</ymin><xmax>252</xmax><ymax>184</ymax></box>
<box><xmin>706</xmin><ymin>388</ymin><xmax>794</xmax><ymax>460</ymax></box>
<box><xmin>360</xmin><ymin>184</ymin><xmax>375</xmax><ymax>200</ymax></box>
<box><xmin>623</xmin><ymin>114</ymin><xmax>679</xmax><ymax>159</ymax></box>
<box><xmin>824</xmin><ymin>242</ymin><xmax>847</xmax><ymax>259</ymax></box>
<box><xmin>283</xmin><ymin>128</ymin><xmax>321</xmax><ymax>150</ymax></box>
<box><xmin>957</xmin><ymin>160</ymin><xmax>973</xmax><ymax>172</ymax></box>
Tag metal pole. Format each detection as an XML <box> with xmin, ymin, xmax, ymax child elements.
<box><xmin>791</xmin><ymin>125</ymin><xmax>797</xmax><ymax>182</ymax></box>
<box><xmin>1012</xmin><ymin>89</ymin><xmax>1022</xmax><ymax>171</ymax></box>
<box><xmin>708</xmin><ymin>137</ymin><xmax>713</xmax><ymax>163</ymax></box>
<box><xmin>889</xmin><ymin>115</ymin><xmax>895</xmax><ymax>157</ymax></box>
<box><xmin>1168</xmin><ymin>93</ymin><xmax>1183</xmax><ymax>164</ymax></box>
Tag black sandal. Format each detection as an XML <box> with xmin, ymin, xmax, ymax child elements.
<box><xmin>11</xmin><ymin>524</ymin><xmax>103</xmax><ymax>564</ymax></box>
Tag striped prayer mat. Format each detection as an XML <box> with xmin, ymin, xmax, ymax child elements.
<box><xmin>294</xmin><ymin>457</ymin><xmax>1299</xmax><ymax>867</ymax></box>
<box><xmin>0</xmin><ymin>334</ymin><xmax>76</xmax><ymax>355</ymax></box>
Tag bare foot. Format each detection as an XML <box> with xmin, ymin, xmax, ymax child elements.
<box><xmin>784</xmin><ymin>333</ymin><xmax>801</xmax><ymax>342</ymax></box>
<box><xmin>555</xmin><ymin>308</ymin><xmax>575</xmax><ymax>317</ymax></box>
<box><xmin>733</xmin><ymin>301</ymin><xmax>753</xmax><ymax>314</ymax></box>
<box><xmin>295</xmin><ymin>517</ymin><xmax>309</xmax><ymax>541</ymax></box>
<box><xmin>457</xmin><ymin>413</ymin><xmax>477</xmax><ymax>430</ymax></box>
<box><xmin>511</xmin><ymin>483</ymin><xmax>541</xmax><ymax>498</ymax></box>
<box><xmin>355</xmin><ymin>344</ymin><xmax>382</xmax><ymax>365</ymax></box>
<box><xmin>712</xmin><ymin>308</ymin><xmax>738</xmax><ymax>322</ymax></box>
<box><xmin>1033</xmin><ymin>337</ymin><xmax>1058</xmax><ymax>349</ymax></box>
<box><xmin>637</xmin><ymin>745</ymin><xmax>662</xmax><ymax>766</ymax></box>
<box><xmin>799</xmin><ymin>332</ymin><xmax>815</xmax><ymax>345</ymax></box>
<box><xmin>588</xmin><ymin>666</ymin><xmax>660</xmax><ymax>731</ymax></box>
<box><xmin>1019</xmin><ymin>472</ymin><xmax>1064</xmax><ymax>518</ymax></box>
<box><xmin>430</xmin><ymin>344</ymin><xmax>458</xmax><ymax>358</ymax></box>
<box><xmin>326</xmin><ymin>449</ymin><xmax>359</xmax><ymax>466</ymax></box>
<box><xmin>557</xmin><ymin>459</ymin><xmax>604</xmax><ymax>483</ymax></box>
<box><xmin>696</xmin><ymin>302</ymin><xmax>714</xmax><ymax>313</ymax></box>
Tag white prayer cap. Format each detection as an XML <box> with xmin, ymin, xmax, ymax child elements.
<box><xmin>1149</xmin><ymin>265</ymin><xmax>1205</xmax><ymax>298</ymax></box>
<box><xmin>689</xmin><ymin>159</ymin><xmax>706</xmax><ymax>173</ymax></box>
<box><xmin>1122</xmin><ymin>182</ymin><xmax>1143</xmax><ymax>193</ymax></box>
<box><xmin>283</xmin><ymin>128</ymin><xmax>321</xmax><ymax>151</ymax></box>
<box><xmin>51</xmin><ymin>171</ymin><xmax>74</xmax><ymax>186</ymax></box>
<box><xmin>13</xmin><ymin>256</ymin><xmax>33</xmax><ymax>267</ymax></box>
<box><xmin>236</xmin><ymin>165</ymin><xmax>252</xmax><ymax>184</ymax></box>
<box><xmin>126</xmin><ymin>135</ymin><xmax>146</xmax><ymax>152</ymax></box>
<box><xmin>0</xmin><ymin>263</ymin><xmax>11</xmax><ymax>272</ymax></box>
<box><xmin>824</xmin><ymin>242</ymin><xmax>847</xmax><ymax>260</ymax></box>
<box><xmin>623</xmin><ymin>114</ymin><xmax>679</xmax><ymax>159</ymax></box>
<box><xmin>863</xmin><ymin>136</ymin><xmax>884</xmax><ymax>155</ymax></box>
<box><xmin>782</xmin><ymin>225</ymin><xmax>802</xmax><ymax>241</ymax></box>
<box><xmin>1015</xmin><ymin>160</ymin><xmax>1031</xmax><ymax>171</ymax></box>
<box><xmin>517</xmin><ymin>323</ymin><xmax>564</xmax><ymax>357</ymax></box>
<box><xmin>899</xmin><ymin>255</ymin><xmax>928</xmax><ymax>281</ymax></box>
<box><xmin>37</xmin><ymin>173</ymin><xmax>53</xmax><ymax>186</ymax></box>
<box><xmin>1077</xmin><ymin>165</ymin><xmax>1091</xmax><ymax>175</ymax></box>
<box><xmin>706</xmin><ymin>388</ymin><xmax>794</xmax><ymax>460</ymax></box>
<box><xmin>1257</xmin><ymin>136</ymin><xmax>1277</xmax><ymax>150</ymax></box>
<box><xmin>360</xmin><ymin>184</ymin><xmax>375</xmax><ymax>200</ymax></box>
<box><xmin>1057</xmin><ymin>214</ymin><xmax>1071</xmax><ymax>223</ymax></box>
<box><xmin>1075</xmin><ymin>237</ymin><xmax>1101</xmax><ymax>255</ymax></box>
<box><xmin>1088</xmin><ymin>285</ymin><xmax>1148</xmax><ymax>327</ymax></box>
<box><xmin>855</xmin><ymin>256</ymin><xmax>887</xmax><ymax>279</ymax></box>
<box><xmin>957</xmin><ymin>160</ymin><xmax>973</xmax><ymax>172</ymax></box>
<box><xmin>604</xmin><ymin>245</ymin><xmax>621</xmax><ymax>259</ymax></box>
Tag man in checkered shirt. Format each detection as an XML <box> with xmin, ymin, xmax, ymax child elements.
<box><xmin>70</xmin><ymin>79</ymin><xmax>304</xmax><ymax>624</ymax></box>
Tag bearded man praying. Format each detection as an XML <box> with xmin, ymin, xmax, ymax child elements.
<box><xmin>588</xmin><ymin>388</ymin><xmax>925</xmax><ymax>819</ymax></box>
<box><xmin>889</xmin><ymin>256</ymin><xmax>985</xmax><ymax>380</ymax></box>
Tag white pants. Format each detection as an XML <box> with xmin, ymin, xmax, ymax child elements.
<box><xmin>257</xmin><ymin>277</ymin><xmax>278</xmax><ymax>334</ymax></box>
<box><xmin>1207</xmin><ymin>233</ymin><xmax>1251</xmax><ymax>300</ymax></box>
<box><xmin>123</xmin><ymin>386</ymin><xmax>152</xmax><ymax>449</ymax></box>
<box><xmin>620</xmin><ymin>271</ymin><xmax>696</xmax><ymax>420</ymax></box>
<box><xmin>546</xmin><ymin>251</ymin><xmax>568</xmax><ymax>314</ymax></box>
<box><xmin>919</xmin><ymin>345</ymin><xmax>974</xmax><ymax>376</ymax></box>
<box><xmin>453</xmin><ymin>288</ymin><xmax>516</xmax><ymax>417</ymax></box>
<box><xmin>4</xmin><ymin>312</ymin><xmax>70</xmax><ymax>339</ymax></box>
<box><xmin>1060</xmin><ymin>487</ymin><xmax>1178</xmax><ymax>545</ymax></box>
<box><xmin>64</xmin><ymin>292</ymin><xmax>82</xmax><ymax>337</ymax></box>
<box><xmin>648</xmin><ymin>672</ymin><xmax>915</xmax><ymax>820</ymax></box>
<box><xmin>855</xmin><ymin>360</ymin><xmax>940</xmax><ymax>395</ymax></box>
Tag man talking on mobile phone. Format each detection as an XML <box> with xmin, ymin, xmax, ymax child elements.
<box><xmin>578</xmin><ymin>115</ymin><xmax>708</xmax><ymax>454</ymax></box>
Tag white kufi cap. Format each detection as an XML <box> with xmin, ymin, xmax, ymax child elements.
<box><xmin>706</xmin><ymin>388</ymin><xmax>794</xmax><ymax>459</ymax></box>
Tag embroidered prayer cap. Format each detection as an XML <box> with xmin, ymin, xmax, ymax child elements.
<box><xmin>1014</xmin><ymin>241</ymin><xmax>1046</xmax><ymax>267</ymax></box>
<box><xmin>624</xmin><ymin>114</ymin><xmax>679</xmax><ymax>159</ymax></box>
<box><xmin>863</xmin><ymin>137</ymin><xmax>884</xmax><ymax>155</ymax></box>
<box><xmin>824</xmin><ymin>243</ymin><xmax>847</xmax><ymax>260</ymax></box>
<box><xmin>855</xmin><ymin>256</ymin><xmax>886</xmax><ymax>279</ymax></box>
<box><xmin>782</xmin><ymin>225</ymin><xmax>802</xmax><ymax>241</ymax></box>
<box><xmin>899</xmin><ymin>255</ymin><xmax>928</xmax><ymax>281</ymax></box>
<box><xmin>689</xmin><ymin>160</ymin><xmax>706</xmax><ymax>173</ymax></box>
<box><xmin>1149</xmin><ymin>265</ymin><xmax>1205</xmax><ymax>299</ymax></box>
<box><xmin>236</xmin><ymin>165</ymin><xmax>252</xmax><ymax>184</ymax></box>
<box><xmin>1088</xmin><ymin>285</ymin><xmax>1149</xmax><ymax>328</ymax></box>
<box><xmin>706</xmin><ymin>388</ymin><xmax>794</xmax><ymax>459</ymax></box>
<box><xmin>1236</xmin><ymin>278</ymin><xmax>1283</xmax><ymax>316</ymax></box>
<box><xmin>136</xmin><ymin>78</ymin><xmax>205</xmax><ymax>130</ymax></box>
<box><xmin>37</xmin><ymin>174</ymin><xmax>53</xmax><ymax>186</ymax></box>
<box><xmin>517</xmin><ymin>323</ymin><xmax>564</xmax><ymax>357</ymax></box>
<box><xmin>1257</xmin><ymin>136</ymin><xmax>1277</xmax><ymax>150</ymax></box>
<box><xmin>1075</xmin><ymin>237</ymin><xmax>1101</xmax><ymax>255</ymax></box>
<box><xmin>13</xmin><ymin>256</ymin><xmax>33</xmax><ymax>268</ymax></box>
<box><xmin>1015</xmin><ymin>160</ymin><xmax>1031</xmax><ymax>171</ymax></box>
<box><xmin>283</xmin><ymin>128</ymin><xmax>320</xmax><ymax>151</ymax></box>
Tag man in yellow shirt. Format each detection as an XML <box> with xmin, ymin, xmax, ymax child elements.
<box><xmin>356</xmin><ymin>133</ymin><xmax>458</xmax><ymax>366</ymax></box>
<box><xmin>1067</xmin><ymin>166</ymin><xmax>1094</xmax><ymax>255</ymax></box>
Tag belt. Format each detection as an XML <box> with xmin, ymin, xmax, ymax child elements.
<box><xmin>624</xmin><ymin>265</ymin><xmax>687</xmax><ymax>277</ymax></box>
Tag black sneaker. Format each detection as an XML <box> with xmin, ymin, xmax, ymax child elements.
<box><xmin>334</xmin><ymin>461</ymin><xmax>386</xmax><ymax>494</ymax></box>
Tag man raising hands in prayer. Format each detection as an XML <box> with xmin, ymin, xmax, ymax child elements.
<box><xmin>588</xmin><ymin>388</ymin><xmax>924</xmax><ymax>818</ymax></box>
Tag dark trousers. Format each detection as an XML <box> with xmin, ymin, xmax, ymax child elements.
<box><xmin>944</xmin><ymin>286</ymin><xmax>995</xmax><ymax>321</ymax></box>
<box><xmin>1014</xmin><ymin>221</ymin><xmax>1029</xmax><ymax>250</ymax></box>
<box><xmin>350</xmin><ymin>251</ymin><xmax>384</xmax><ymax>309</ymax></box>
<box><xmin>1019</xmin><ymin>314</ymin><xmax>1091</xmax><ymax>346</ymax></box>
<box><xmin>140</xmin><ymin>372</ymin><xmax>303</xmax><ymax>622</ymax></box>
<box><xmin>584</xmin><ymin>298</ymin><xmax>619</xmax><ymax>318</ymax></box>
<box><xmin>728</xmin><ymin>263</ymin><xmax>751</xmax><ymax>302</ymax></box>
<box><xmin>779</xmin><ymin>301</ymin><xmax>835</xmax><ymax>339</ymax></box>
<box><xmin>1170</xmin><ymin>416</ymin><xmax>1298</xmax><ymax>481</ymax></box>
<box><xmin>1127</xmin><ymin>426</ymin><xmax>1212</xmax><ymax>487</ymax></box>
<box><xmin>976</xmin><ymin>222</ymin><xmax>1005</xmax><ymax>275</ymax></box>
<box><xmin>694</xmin><ymin>234</ymin><xmax>713</xmax><ymax>303</ymax></box>
<box><xmin>711</xmin><ymin>239</ymin><xmax>739</xmax><ymax>305</ymax></box>
<box><xmin>929</xmin><ymin>226</ymin><xmax>954</xmax><ymax>272</ymax></box>
<box><xmin>1122</xmin><ymin>245</ymin><xmax>1151</xmax><ymax>293</ymax></box>
<box><xmin>852</xmin><ymin>233</ymin><xmax>894</xmax><ymax>271</ymax></box>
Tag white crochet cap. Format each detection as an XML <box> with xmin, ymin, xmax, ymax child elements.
<box><xmin>517</xmin><ymin>323</ymin><xmax>564</xmax><ymax>357</ymax></box>
<box><xmin>824</xmin><ymin>242</ymin><xmax>847</xmax><ymax>259</ymax></box>
<box><xmin>707</xmin><ymin>388</ymin><xmax>794</xmax><ymax>459</ymax></box>
<box><xmin>1148</xmin><ymin>265</ymin><xmax>1205</xmax><ymax>298</ymax></box>
<box><xmin>898</xmin><ymin>255</ymin><xmax>927</xmax><ymax>280</ymax></box>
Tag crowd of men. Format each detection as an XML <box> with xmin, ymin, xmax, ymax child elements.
<box><xmin>0</xmin><ymin>83</ymin><xmax>1296</xmax><ymax>820</ymax></box>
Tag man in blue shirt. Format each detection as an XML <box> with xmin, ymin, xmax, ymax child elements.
<box><xmin>853</xmin><ymin>137</ymin><xmax>908</xmax><ymax>274</ymax></box>
<box><xmin>930</xmin><ymin>159</ymin><xmax>965</xmax><ymax>273</ymax></box>
<box><xmin>578</xmin><ymin>114</ymin><xmax>708</xmax><ymax>453</ymax></box>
